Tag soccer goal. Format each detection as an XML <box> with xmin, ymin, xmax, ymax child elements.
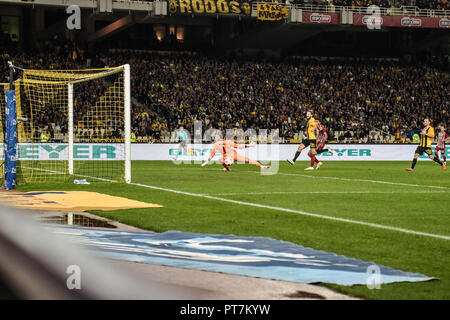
<box><xmin>1</xmin><ymin>64</ymin><xmax>131</xmax><ymax>188</ymax></box>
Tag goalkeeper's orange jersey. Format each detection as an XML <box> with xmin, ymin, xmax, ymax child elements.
<box><xmin>210</xmin><ymin>140</ymin><xmax>245</xmax><ymax>159</ymax></box>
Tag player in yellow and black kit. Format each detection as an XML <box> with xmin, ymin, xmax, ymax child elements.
<box><xmin>406</xmin><ymin>118</ymin><xmax>446</xmax><ymax>171</ymax></box>
<box><xmin>287</xmin><ymin>110</ymin><xmax>318</xmax><ymax>168</ymax></box>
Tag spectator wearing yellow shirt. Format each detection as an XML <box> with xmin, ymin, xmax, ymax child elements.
<box><xmin>131</xmin><ymin>129</ymin><xmax>137</xmax><ymax>143</ymax></box>
<box><xmin>40</xmin><ymin>130</ymin><xmax>50</xmax><ymax>143</ymax></box>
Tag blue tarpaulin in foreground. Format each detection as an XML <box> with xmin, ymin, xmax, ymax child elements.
<box><xmin>51</xmin><ymin>227</ymin><xmax>434</xmax><ymax>286</ymax></box>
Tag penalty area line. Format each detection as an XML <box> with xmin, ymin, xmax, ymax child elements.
<box><xmin>129</xmin><ymin>181</ymin><xmax>450</xmax><ymax>241</ymax></box>
<box><xmin>20</xmin><ymin>166</ymin><xmax>450</xmax><ymax>241</ymax></box>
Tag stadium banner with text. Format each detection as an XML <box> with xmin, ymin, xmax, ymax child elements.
<box><xmin>2</xmin><ymin>143</ymin><xmax>448</xmax><ymax>161</ymax></box>
<box><xmin>353</xmin><ymin>15</ymin><xmax>450</xmax><ymax>29</ymax></box>
<box><xmin>130</xmin><ymin>144</ymin><xmax>449</xmax><ymax>161</ymax></box>
<box><xmin>168</xmin><ymin>0</ymin><xmax>251</xmax><ymax>16</ymax></box>
<box><xmin>9</xmin><ymin>143</ymin><xmax>125</xmax><ymax>161</ymax></box>
<box><xmin>256</xmin><ymin>3</ymin><xmax>289</xmax><ymax>21</ymax></box>
<box><xmin>302</xmin><ymin>12</ymin><xmax>340</xmax><ymax>25</ymax></box>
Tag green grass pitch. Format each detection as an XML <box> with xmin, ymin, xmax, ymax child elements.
<box><xmin>17</xmin><ymin>160</ymin><xmax>450</xmax><ymax>300</ymax></box>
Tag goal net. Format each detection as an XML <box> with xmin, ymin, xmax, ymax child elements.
<box><xmin>1</xmin><ymin>65</ymin><xmax>131</xmax><ymax>186</ymax></box>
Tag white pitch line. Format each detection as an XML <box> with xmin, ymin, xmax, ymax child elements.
<box><xmin>240</xmin><ymin>170</ymin><xmax>450</xmax><ymax>190</ymax></box>
<box><xmin>130</xmin><ymin>182</ymin><xmax>450</xmax><ymax>241</ymax></box>
<box><xmin>210</xmin><ymin>190</ymin><xmax>449</xmax><ymax>196</ymax></box>
<box><xmin>18</xmin><ymin>166</ymin><xmax>450</xmax><ymax>240</ymax></box>
<box><xmin>20</xmin><ymin>166</ymin><xmax>119</xmax><ymax>182</ymax></box>
<box><xmin>148</xmin><ymin>166</ymin><xmax>450</xmax><ymax>190</ymax></box>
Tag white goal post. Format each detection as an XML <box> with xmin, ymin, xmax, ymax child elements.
<box><xmin>67</xmin><ymin>64</ymin><xmax>131</xmax><ymax>183</ymax></box>
<box><xmin>4</xmin><ymin>63</ymin><xmax>132</xmax><ymax>185</ymax></box>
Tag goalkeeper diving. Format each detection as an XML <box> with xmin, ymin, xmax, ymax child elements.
<box><xmin>202</xmin><ymin>140</ymin><xmax>270</xmax><ymax>171</ymax></box>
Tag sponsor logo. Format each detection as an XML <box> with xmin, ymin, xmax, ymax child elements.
<box><xmin>15</xmin><ymin>144</ymin><xmax>120</xmax><ymax>160</ymax></box>
<box><xmin>310</xmin><ymin>13</ymin><xmax>332</xmax><ymax>23</ymax></box>
<box><xmin>362</xmin><ymin>15</ymin><xmax>383</xmax><ymax>26</ymax></box>
<box><xmin>40</xmin><ymin>145</ymin><xmax>68</xmax><ymax>159</ymax></box>
<box><xmin>419</xmin><ymin>146</ymin><xmax>449</xmax><ymax>159</ymax></box>
<box><xmin>439</xmin><ymin>18</ymin><xmax>450</xmax><ymax>28</ymax></box>
<box><xmin>324</xmin><ymin>149</ymin><xmax>372</xmax><ymax>157</ymax></box>
<box><xmin>169</xmin><ymin>148</ymin><xmax>215</xmax><ymax>157</ymax></box>
<box><xmin>401</xmin><ymin>17</ymin><xmax>422</xmax><ymax>27</ymax></box>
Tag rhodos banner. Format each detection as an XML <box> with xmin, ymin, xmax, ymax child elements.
<box><xmin>168</xmin><ymin>0</ymin><xmax>251</xmax><ymax>15</ymax></box>
<box><xmin>256</xmin><ymin>3</ymin><xmax>289</xmax><ymax>21</ymax></box>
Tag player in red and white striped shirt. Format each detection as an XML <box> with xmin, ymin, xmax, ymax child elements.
<box><xmin>434</xmin><ymin>125</ymin><xmax>449</xmax><ymax>165</ymax></box>
<box><xmin>307</xmin><ymin>119</ymin><xmax>333</xmax><ymax>170</ymax></box>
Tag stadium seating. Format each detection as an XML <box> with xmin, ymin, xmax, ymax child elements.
<box><xmin>1</xmin><ymin>36</ymin><xmax>448</xmax><ymax>144</ymax></box>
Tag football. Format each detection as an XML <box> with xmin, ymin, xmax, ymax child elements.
<box><xmin>224</xmin><ymin>157</ymin><xmax>234</xmax><ymax>165</ymax></box>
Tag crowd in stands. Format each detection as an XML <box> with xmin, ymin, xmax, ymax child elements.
<box><xmin>0</xmin><ymin>35</ymin><xmax>103</xmax><ymax>142</ymax></box>
<box><xmin>1</xmin><ymin>36</ymin><xmax>449</xmax><ymax>144</ymax></box>
<box><xmin>103</xmin><ymin>51</ymin><xmax>449</xmax><ymax>143</ymax></box>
